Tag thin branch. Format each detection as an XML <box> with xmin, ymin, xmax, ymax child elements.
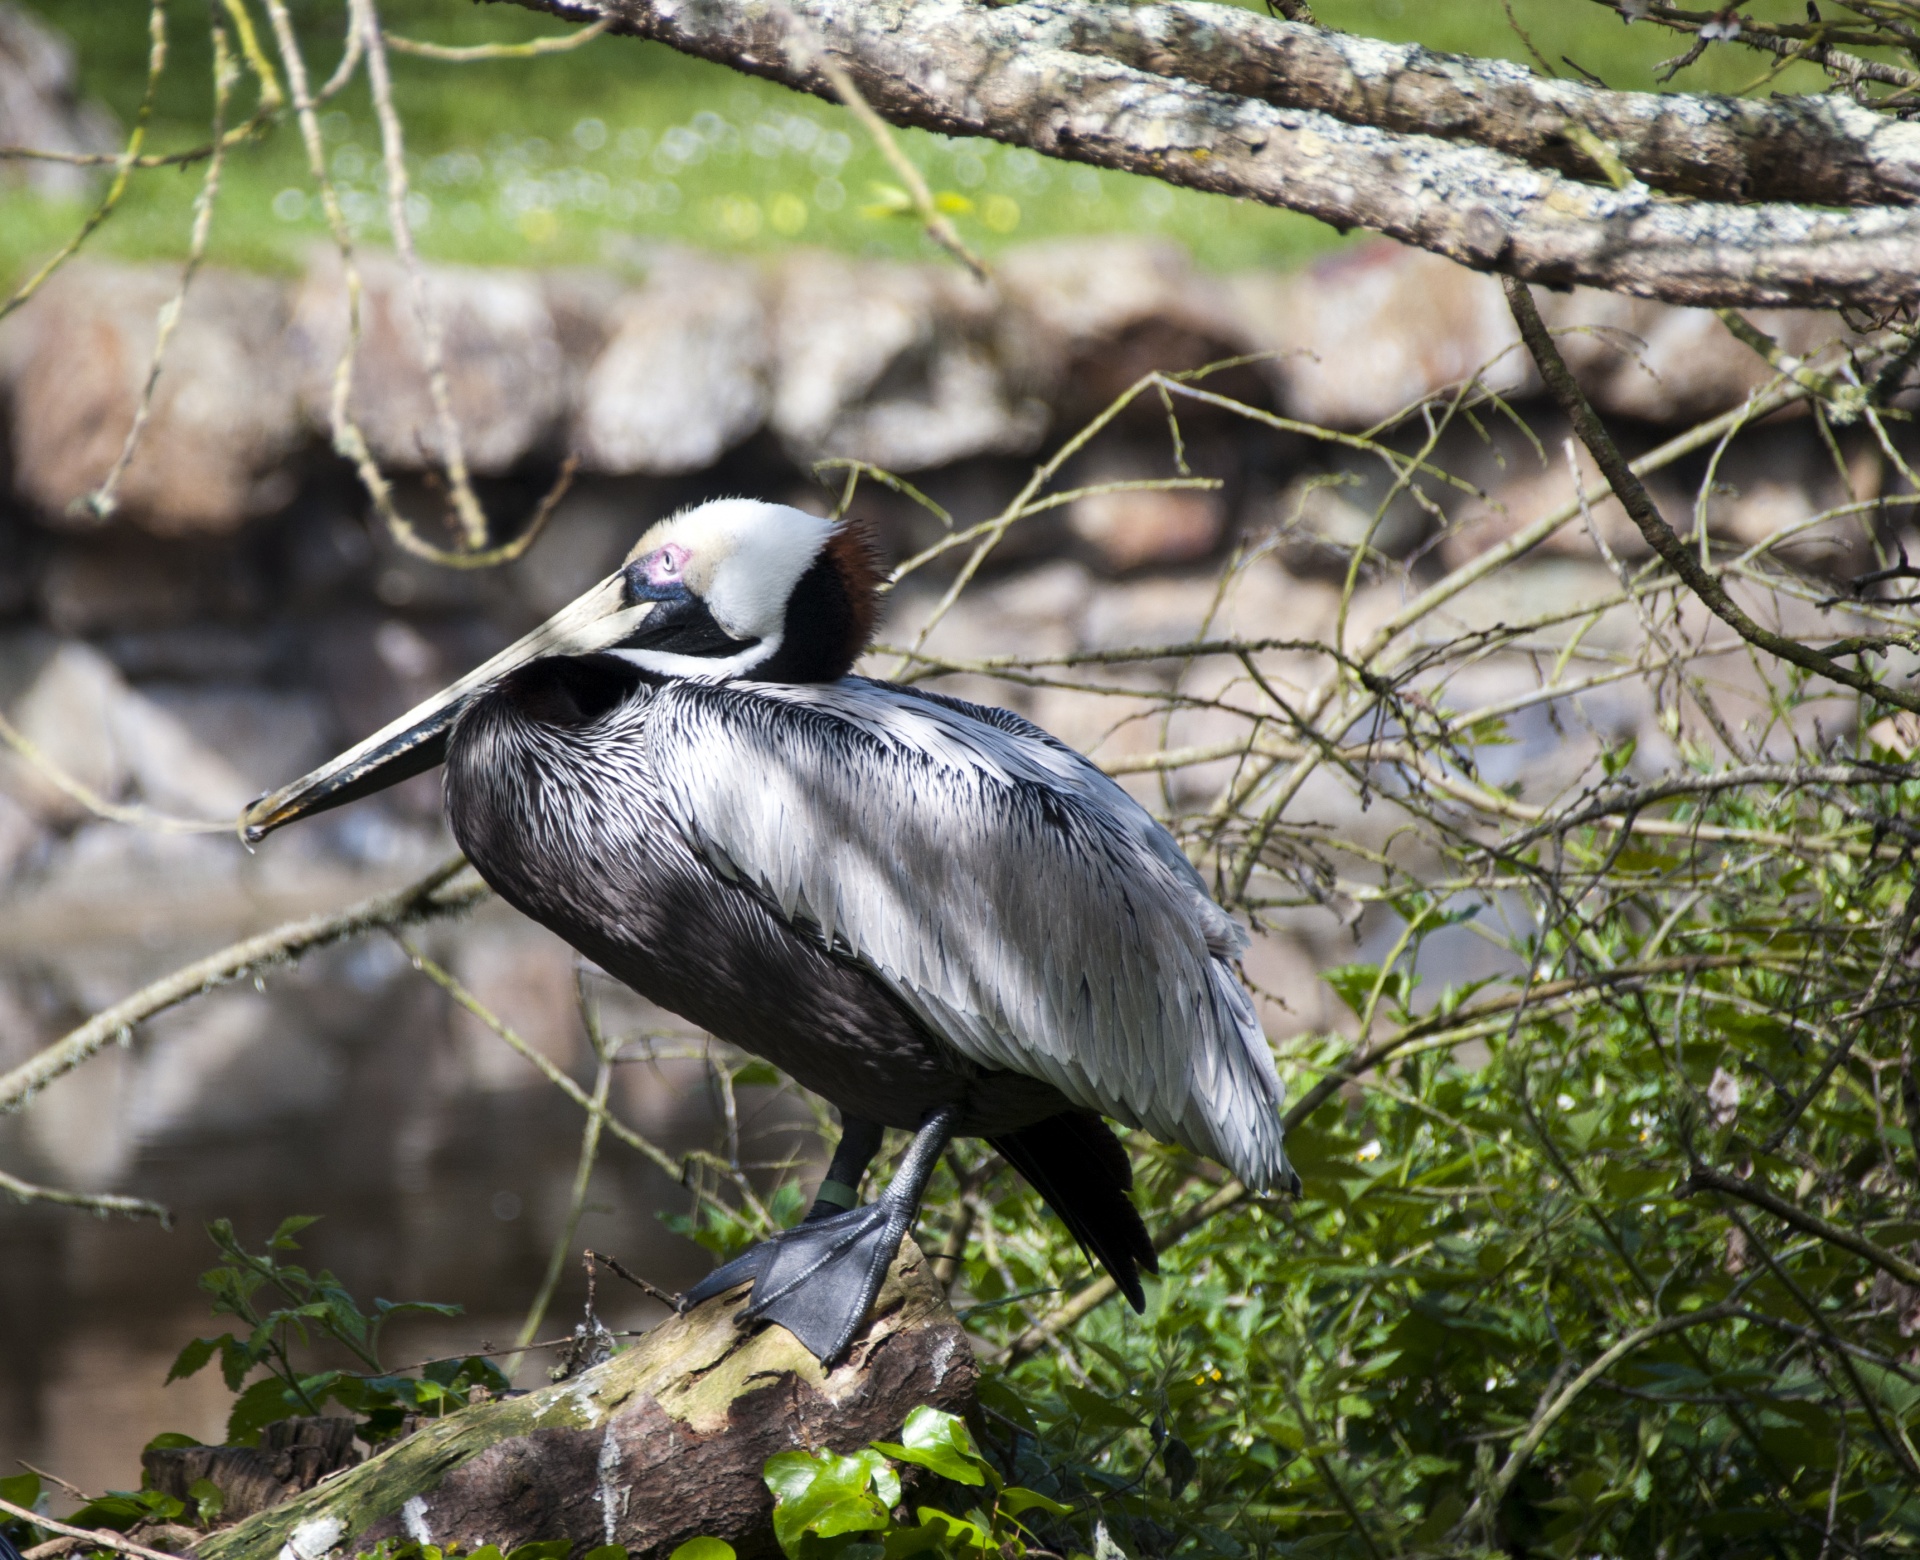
<box><xmin>352</xmin><ymin>0</ymin><xmax>489</xmax><ymax>552</ymax></box>
<box><xmin>1505</xmin><ymin>274</ymin><xmax>1920</xmax><ymax>715</ymax></box>
<box><xmin>383</xmin><ymin>16</ymin><xmax>611</xmax><ymax>60</ymax></box>
<box><xmin>0</xmin><ymin>1496</ymin><xmax>188</xmax><ymax>1560</ymax></box>
<box><xmin>80</xmin><ymin>7</ymin><xmax>239</xmax><ymax>523</ymax></box>
<box><xmin>812</xmin><ymin>49</ymin><xmax>988</xmax><ymax>281</ymax></box>
<box><xmin>396</xmin><ymin>940</ymin><xmax>726</xmax><ymax>1195</ymax></box>
<box><xmin>0</xmin><ymin>710</ymin><xmax>233</xmax><ymax>835</ymax></box>
<box><xmin>1682</xmin><ymin>1167</ymin><xmax>1920</xmax><ymax>1290</ymax></box>
<box><xmin>0</xmin><ymin>1170</ymin><xmax>169</xmax><ymax>1224</ymax></box>
<box><xmin>0</xmin><ymin>859</ymin><xmax>483</xmax><ymax>1117</ymax></box>
<box><xmin>0</xmin><ymin>1</ymin><xmax>167</xmax><ymax>325</ymax></box>
<box><xmin>507</xmin><ymin>1053</ymin><xmax>612</xmax><ymax>1373</ymax></box>
<box><xmin>1455</xmin><ymin>1305</ymin><xmax>1740</xmax><ymax>1535</ymax></box>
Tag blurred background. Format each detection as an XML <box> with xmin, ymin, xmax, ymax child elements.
<box><xmin>0</xmin><ymin>0</ymin><xmax>1897</xmax><ymax>1501</ymax></box>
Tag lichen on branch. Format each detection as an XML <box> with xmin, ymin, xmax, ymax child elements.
<box><xmin>502</xmin><ymin>0</ymin><xmax>1920</xmax><ymax>309</ymax></box>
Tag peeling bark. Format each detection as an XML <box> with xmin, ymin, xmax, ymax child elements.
<box><xmin>502</xmin><ymin>0</ymin><xmax>1920</xmax><ymax>310</ymax></box>
<box><xmin>194</xmin><ymin>1246</ymin><xmax>974</xmax><ymax>1560</ymax></box>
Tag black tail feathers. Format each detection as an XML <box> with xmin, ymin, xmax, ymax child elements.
<box><xmin>990</xmin><ymin>1111</ymin><xmax>1158</xmax><ymax>1311</ymax></box>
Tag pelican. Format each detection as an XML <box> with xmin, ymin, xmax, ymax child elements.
<box><xmin>243</xmin><ymin>500</ymin><xmax>1296</xmax><ymax>1361</ymax></box>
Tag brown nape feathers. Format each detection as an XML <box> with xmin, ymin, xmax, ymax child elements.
<box><xmin>824</xmin><ymin>518</ymin><xmax>883</xmax><ymax>672</ymax></box>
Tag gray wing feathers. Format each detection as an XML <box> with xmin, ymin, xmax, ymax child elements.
<box><xmin>646</xmin><ymin>677</ymin><xmax>1291</xmax><ymax>1190</ymax></box>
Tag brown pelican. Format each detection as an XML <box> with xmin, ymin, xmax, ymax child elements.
<box><xmin>244</xmin><ymin>500</ymin><xmax>1296</xmax><ymax>1361</ymax></box>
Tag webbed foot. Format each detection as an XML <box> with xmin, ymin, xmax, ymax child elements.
<box><xmin>679</xmin><ymin>1197</ymin><xmax>911</xmax><ymax>1361</ymax></box>
<box><xmin>677</xmin><ymin>1104</ymin><xmax>958</xmax><ymax>1363</ymax></box>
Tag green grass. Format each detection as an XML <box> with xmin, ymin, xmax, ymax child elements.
<box><xmin>0</xmin><ymin>0</ymin><xmax>1847</xmax><ymax>285</ymax></box>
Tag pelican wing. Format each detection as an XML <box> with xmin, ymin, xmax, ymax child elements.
<box><xmin>645</xmin><ymin>677</ymin><xmax>1291</xmax><ymax>1189</ymax></box>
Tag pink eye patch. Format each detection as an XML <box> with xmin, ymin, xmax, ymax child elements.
<box><xmin>645</xmin><ymin>543</ymin><xmax>690</xmax><ymax>586</ymax></box>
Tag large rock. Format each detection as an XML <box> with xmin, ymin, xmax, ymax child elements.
<box><xmin>1</xmin><ymin>262</ymin><xmax>302</xmax><ymax>533</ymax></box>
<box><xmin>0</xmin><ymin>3</ymin><xmax>117</xmax><ymax>200</ymax></box>
<box><xmin>290</xmin><ymin>252</ymin><xmax>568</xmax><ymax>473</ymax></box>
<box><xmin>2</xmin><ymin>639</ymin><xmax>254</xmax><ymax>825</ymax></box>
<box><xmin>1547</xmin><ymin>288</ymin><xmax>1868</xmax><ymax>426</ymax></box>
<box><xmin>1232</xmin><ymin>244</ymin><xmax>1532</xmax><ymax>429</ymax></box>
<box><xmin>575</xmin><ymin>253</ymin><xmax>769</xmax><ymax>474</ymax></box>
<box><xmin>998</xmin><ymin>238</ymin><xmax>1261</xmax><ymax>423</ymax></box>
<box><xmin>769</xmin><ymin>250</ymin><xmax>1045</xmax><ymax>471</ymax></box>
<box><xmin>1232</xmin><ymin>240</ymin><xmax>1868</xmax><ymax>431</ymax></box>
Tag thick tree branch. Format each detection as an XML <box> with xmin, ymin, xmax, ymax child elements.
<box><xmin>197</xmin><ymin>1247</ymin><xmax>972</xmax><ymax>1560</ymax></box>
<box><xmin>506</xmin><ymin>0</ymin><xmax>1920</xmax><ymax>308</ymax></box>
<box><xmin>1067</xmin><ymin>3</ymin><xmax>1920</xmax><ymax>208</ymax></box>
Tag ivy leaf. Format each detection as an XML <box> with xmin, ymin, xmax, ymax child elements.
<box><xmin>870</xmin><ymin>1406</ymin><xmax>989</xmax><ymax>1488</ymax></box>
<box><xmin>665</xmin><ymin>1541</ymin><xmax>731</xmax><ymax>1560</ymax></box>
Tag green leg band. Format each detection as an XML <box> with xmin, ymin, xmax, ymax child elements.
<box><xmin>812</xmin><ymin>1177</ymin><xmax>860</xmax><ymax>1211</ymax></box>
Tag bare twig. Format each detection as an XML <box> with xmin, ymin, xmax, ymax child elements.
<box><xmin>80</xmin><ymin>7</ymin><xmax>239</xmax><ymax>523</ymax></box>
<box><xmin>0</xmin><ymin>1</ymin><xmax>167</xmax><ymax>325</ymax></box>
<box><xmin>0</xmin><ymin>859</ymin><xmax>482</xmax><ymax>1117</ymax></box>
<box><xmin>1505</xmin><ymin>274</ymin><xmax>1920</xmax><ymax>716</ymax></box>
<box><xmin>383</xmin><ymin>16</ymin><xmax>611</xmax><ymax>60</ymax></box>
<box><xmin>0</xmin><ymin>1496</ymin><xmax>188</xmax><ymax>1560</ymax></box>
<box><xmin>0</xmin><ymin>710</ymin><xmax>232</xmax><ymax>835</ymax></box>
<box><xmin>0</xmin><ymin>1170</ymin><xmax>169</xmax><ymax>1224</ymax></box>
<box><xmin>812</xmin><ymin>51</ymin><xmax>988</xmax><ymax>282</ymax></box>
<box><xmin>352</xmin><ymin>0</ymin><xmax>489</xmax><ymax>552</ymax></box>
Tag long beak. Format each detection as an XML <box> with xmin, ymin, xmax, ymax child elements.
<box><xmin>241</xmin><ymin>572</ymin><xmax>654</xmax><ymax>844</ymax></box>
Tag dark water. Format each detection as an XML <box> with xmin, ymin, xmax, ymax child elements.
<box><xmin>0</xmin><ymin>913</ymin><xmax>821</xmax><ymax>1503</ymax></box>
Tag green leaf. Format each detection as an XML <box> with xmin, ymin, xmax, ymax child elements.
<box><xmin>166</xmin><ymin>1336</ymin><xmax>223</xmax><ymax>1385</ymax></box>
<box><xmin>913</xmin><ymin>1508</ymin><xmax>991</xmax><ymax>1553</ymax></box>
<box><xmin>870</xmin><ymin>1406</ymin><xmax>989</xmax><ymax>1487</ymax></box>
<box><xmin>1323</xmin><ymin>962</ymin><xmax>1383</xmax><ymax>1018</ymax></box>
<box><xmin>879</xmin><ymin>1527</ymin><xmax>946</xmax><ymax>1560</ymax></box>
<box><xmin>1057</xmin><ymin>1384</ymin><xmax>1141</xmax><ymax>1433</ymax></box>
<box><xmin>0</xmin><ymin>1473</ymin><xmax>39</xmax><ymax>1513</ymax></box>
<box><xmin>505</xmin><ymin>1542</ymin><xmax>571</xmax><ymax>1560</ymax></box>
<box><xmin>1000</xmin><ymin>1487</ymin><xmax>1073</xmax><ymax>1518</ymax></box>
<box><xmin>268</xmin><ymin>1215</ymin><xmax>321</xmax><ymax>1250</ymax></box>
<box><xmin>225</xmin><ymin>1376</ymin><xmax>297</xmax><ymax>1447</ymax></box>
<box><xmin>665</xmin><ymin>1541</ymin><xmax>732</xmax><ymax>1560</ymax></box>
<box><xmin>764</xmin><ymin>1449</ymin><xmax>893</xmax><ymax>1557</ymax></box>
<box><xmin>973</xmin><ymin>1377</ymin><xmax>1037</xmax><ymax>1437</ymax></box>
<box><xmin>187</xmin><ymin>1478</ymin><xmax>226</xmax><ymax>1528</ymax></box>
<box><xmin>141</xmin><ymin>1433</ymin><xmax>203</xmax><ymax>1454</ymax></box>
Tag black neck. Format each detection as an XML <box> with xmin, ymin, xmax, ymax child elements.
<box><xmin>747</xmin><ymin>550</ymin><xmax>863</xmax><ymax>683</ymax></box>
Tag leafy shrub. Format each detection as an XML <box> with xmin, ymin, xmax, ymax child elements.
<box><xmin>168</xmin><ymin>1216</ymin><xmax>508</xmax><ymax>1446</ymax></box>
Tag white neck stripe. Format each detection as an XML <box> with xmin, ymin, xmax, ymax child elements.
<box><xmin>609</xmin><ymin>632</ymin><xmax>782</xmax><ymax>683</ymax></box>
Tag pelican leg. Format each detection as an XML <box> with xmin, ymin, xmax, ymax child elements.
<box><xmin>803</xmin><ymin>1116</ymin><xmax>885</xmax><ymax>1222</ymax></box>
<box><xmin>679</xmin><ymin>1105</ymin><xmax>959</xmax><ymax>1362</ymax></box>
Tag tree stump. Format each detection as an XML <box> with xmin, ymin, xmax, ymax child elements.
<box><xmin>195</xmin><ymin>1243</ymin><xmax>975</xmax><ymax>1560</ymax></box>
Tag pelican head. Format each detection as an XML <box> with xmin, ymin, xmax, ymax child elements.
<box><xmin>242</xmin><ymin>499</ymin><xmax>879</xmax><ymax>842</ymax></box>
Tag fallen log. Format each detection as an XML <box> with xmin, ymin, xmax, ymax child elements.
<box><xmin>195</xmin><ymin>1243</ymin><xmax>975</xmax><ymax>1560</ymax></box>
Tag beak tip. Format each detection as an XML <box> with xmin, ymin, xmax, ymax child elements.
<box><xmin>239</xmin><ymin>794</ymin><xmax>275</xmax><ymax>845</ymax></box>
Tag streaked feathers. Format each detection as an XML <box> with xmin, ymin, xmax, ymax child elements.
<box><xmin>646</xmin><ymin>675</ymin><xmax>1294</xmax><ymax>1191</ymax></box>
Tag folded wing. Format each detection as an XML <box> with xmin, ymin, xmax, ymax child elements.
<box><xmin>645</xmin><ymin>677</ymin><xmax>1292</xmax><ymax>1190</ymax></box>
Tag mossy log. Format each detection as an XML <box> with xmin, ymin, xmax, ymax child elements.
<box><xmin>195</xmin><ymin>1244</ymin><xmax>975</xmax><ymax>1560</ymax></box>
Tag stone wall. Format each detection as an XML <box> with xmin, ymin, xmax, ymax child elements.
<box><xmin>0</xmin><ymin>237</ymin><xmax>1909</xmax><ymax>1483</ymax></box>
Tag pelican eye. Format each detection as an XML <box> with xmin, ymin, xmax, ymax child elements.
<box><xmin>625</xmin><ymin>543</ymin><xmax>692</xmax><ymax>602</ymax></box>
